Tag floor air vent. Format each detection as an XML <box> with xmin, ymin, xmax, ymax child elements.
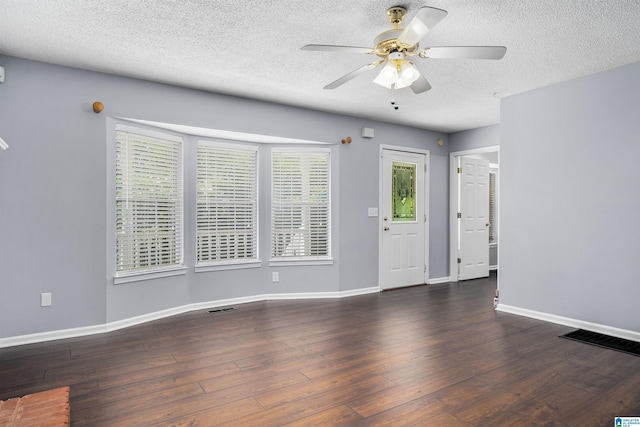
<box><xmin>560</xmin><ymin>329</ymin><xmax>640</xmax><ymax>357</ymax></box>
<box><xmin>207</xmin><ymin>307</ymin><xmax>237</xmax><ymax>314</ymax></box>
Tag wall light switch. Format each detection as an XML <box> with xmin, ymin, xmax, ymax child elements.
<box><xmin>0</xmin><ymin>66</ymin><xmax>5</xmax><ymax>83</ymax></box>
<box><xmin>41</xmin><ymin>292</ymin><xmax>52</xmax><ymax>307</ymax></box>
<box><xmin>368</xmin><ymin>207</ymin><xmax>378</xmax><ymax>217</ymax></box>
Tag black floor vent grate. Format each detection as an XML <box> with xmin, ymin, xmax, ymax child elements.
<box><xmin>560</xmin><ymin>329</ymin><xmax>640</xmax><ymax>357</ymax></box>
<box><xmin>207</xmin><ymin>307</ymin><xmax>237</xmax><ymax>314</ymax></box>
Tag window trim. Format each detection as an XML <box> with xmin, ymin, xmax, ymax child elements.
<box><xmin>269</xmin><ymin>258</ymin><xmax>333</xmax><ymax>267</ymax></box>
<box><xmin>195</xmin><ymin>260</ymin><xmax>262</xmax><ymax>273</ymax></box>
<box><xmin>114</xmin><ymin>266</ymin><xmax>187</xmax><ymax>284</ymax></box>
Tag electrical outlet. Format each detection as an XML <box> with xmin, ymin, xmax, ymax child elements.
<box><xmin>272</xmin><ymin>272</ymin><xmax>279</xmax><ymax>282</ymax></box>
<box><xmin>0</xmin><ymin>66</ymin><xmax>4</xmax><ymax>83</ymax></box>
<box><xmin>41</xmin><ymin>292</ymin><xmax>52</xmax><ymax>307</ymax></box>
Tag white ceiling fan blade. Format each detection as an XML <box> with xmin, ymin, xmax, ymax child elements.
<box><xmin>410</xmin><ymin>73</ymin><xmax>432</xmax><ymax>94</ymax></box>
<box><xmin>301</xmin><ymin>44</ymin><xmax>374</xmax><ymax>54</ymax></box>
<box><xmin>419</xmin><ymin>46</ymin><xmax>507</xmax><ymax>60</ymax></box>
<box><xmin>324</xmin><ymin>60</ymin><xmax>384</xmax><ymax>89</ymax></box>
<box><xmin>397</xmin><ymin>7</ymin><xmax>448</xmax><ymax>45</ymax></box>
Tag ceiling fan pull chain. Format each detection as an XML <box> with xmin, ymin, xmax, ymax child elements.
<box><xmin>391</xmin><ymin>84</ymin><xmax>399</xmax><ymax>110</ymax></box>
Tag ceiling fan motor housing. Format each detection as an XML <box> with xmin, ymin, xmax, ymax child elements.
<box><xmin>373</xmin><ymin>29</ymin><xmax>418</xmax><ymax>58</ymax></box>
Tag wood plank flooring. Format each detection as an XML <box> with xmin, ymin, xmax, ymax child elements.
<box><xmin>1</xmin><ymin>273</ymin><xmax>639</xmax><ymax>426</ymax></box>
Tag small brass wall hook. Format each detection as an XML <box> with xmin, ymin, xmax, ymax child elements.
<box><xmin>92</xmin><ymin>102</ymin><xmax>104</xmax><ymax>113</ymax></box>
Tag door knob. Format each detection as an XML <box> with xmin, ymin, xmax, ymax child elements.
<box><xmin>383</xmin><ymin>226</ymin><xmax>390</xmax><ymax>231</ymax></box>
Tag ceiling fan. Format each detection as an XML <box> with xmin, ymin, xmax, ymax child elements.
<box><xmin>302</xmin><ymin>6</ymin><xmax>506</xmax><ymax>105</ymax></box>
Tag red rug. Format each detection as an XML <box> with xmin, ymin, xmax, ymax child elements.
<box><xmin>0</xmin><ymin>387</ymin><xmax>69</xmax><ymax>426</ymax></box>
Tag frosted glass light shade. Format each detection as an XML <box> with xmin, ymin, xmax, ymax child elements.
<box><xmin>373</xmin><ymin>60</ymin><xmax>420</xmax><ymax>89</ymax></box>
<box><xmin>395</xmin><ymin>62</ymin><xmax>420</xmax><ymax>89</ymax></box>
<box><xmin>373</xmin><ymin>61</ymin><xmax>398</xmax><ymax>88</ymax></box>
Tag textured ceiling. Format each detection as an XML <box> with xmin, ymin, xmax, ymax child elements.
<box><xmin>1</xmin><ymin>0</ymin><xmax>639</xmax><ymax>132</ymax></box>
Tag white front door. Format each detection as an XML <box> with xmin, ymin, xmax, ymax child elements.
<box><xmin>380</xmin><ymin>149</ymin><xmax>427</xmax><ymax>290</ymax></box>
<box><xmin>458</xmin><ymin>156</ymin><xmax>490</xmax><ymax>280</ymax></box>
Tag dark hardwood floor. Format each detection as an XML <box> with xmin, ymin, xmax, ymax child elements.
<box><xmin>1</xmin><ymin>273</ymin><xmax>639</xmax><ymax>426</ymax></box>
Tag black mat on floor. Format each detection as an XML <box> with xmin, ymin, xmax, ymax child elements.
<box><xmin>560</xmin><ymin>329</ymin><xmax>640</xmax><ymax>357</ymax></box>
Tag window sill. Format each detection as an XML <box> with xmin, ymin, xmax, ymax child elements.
<box><xmin>195</xmin><ymin>260</ymin><xmax>262</xmax><ymax>273</ymax></box>
<box><xmin>114</xmin><ymin>266</ymin><xmax>187</xmax><ymax>285</ymax></box>
<box><xmin>269</xmin><ymin>258</ymin><xmax>334</xmax><ymax>267</ymax></box>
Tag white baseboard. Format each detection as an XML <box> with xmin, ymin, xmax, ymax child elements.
<box><xmin>0</xmin><ymin>324</ymin><xmax>110</xmax><ymax>349</ymax></box>
<box><xmin>0</xmin><ymin>287</ymin><xmax>380</xmax><ymax>349</ymax></box>
<box><xmin>427</xmin><ymin>277</ymin><xmax>450</xmax><ymax>285</ymax></box>
<box><xmin>497</xmin><ymin>304</ymin><xmax>640</xmax><ymax>343</ymax></box>
<box><xmin>105</xmin><ymin>305</ymin><xmax>196</xmax><ymax>333</ymax></box>
<box><xmin>263</xmin><ymin>287</ymin><xmax>380</xmax><ymax>301</ymax></box>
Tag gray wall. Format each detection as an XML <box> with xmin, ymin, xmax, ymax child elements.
<box><xmin>449</xmin><ymin>124</ymin><xmax>500</xmax><ymax>152</ymax></box>
<box><xmin>0</xmin><ymin>55</ymin><xmax>448</xmax><ymax>338</ymax></box>
<box><xmin>500</xmin><ymin>61</ymin><xmax>640</xmax><ymax>332</ymax></box>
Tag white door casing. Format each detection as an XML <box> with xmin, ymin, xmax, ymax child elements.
<box><xmin>379</xmin><ymin>147</ymin><xmax>429</xmax><ymax>290</ymax></box>
<box><xmin>457</xmin><ymin>156</ymin><xmax>490</xmax><ymax>280</ymax></box>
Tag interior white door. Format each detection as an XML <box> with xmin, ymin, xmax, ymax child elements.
<box><xmin>380</xmin><ymin>149</ymin><xmax>426</xmax><ymax>290</ymax></box>
<box><xmin>458</xmin><ymin>156</ymin><xmax>490</xmax><ymax>280</ymax></box>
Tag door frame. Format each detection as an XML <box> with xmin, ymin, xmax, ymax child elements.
<box><xmin>449</xmin><ymin>145</ymin><xmax>499</xmax><ymax>282</ymax></box>
<box><xmin>379</xmin><ymin>144</ymin><xmax>430</xmax><ymax>290</ymax></box>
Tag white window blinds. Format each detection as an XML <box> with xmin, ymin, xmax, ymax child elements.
<box><xmin>115</xmin><ymin>129</ymin><xmax>183</xmax><ymax>274</ymax></box>
<box><xmin>489</xmin><ymin>171</ymin><xmax>496</xmax><ymax>243</ymax></box>
<box><xmin>196</xmin><ymin>142</ymin><xmax>258</xmax><ymax>264</ymax></box>
<box><xmin>271</xmin><ymin>149</ymin><xmax>330</xmax><ymax>259</ymax></box>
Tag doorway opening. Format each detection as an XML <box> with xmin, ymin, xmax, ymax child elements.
<box><xmin>449</xmin><ymin>146</ymin><xmax>499</xmax><ymax>283</ymax></box>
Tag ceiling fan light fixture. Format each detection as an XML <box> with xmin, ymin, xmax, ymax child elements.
<box><xmin>373</xmin><ymin>61</ymin><xmax>399</xmax><ymax>88</ymax></box>
<box><xmin>395</xmin><ymin>61</ymin><xmax>421</xmax><ymax>89</ymax></box>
